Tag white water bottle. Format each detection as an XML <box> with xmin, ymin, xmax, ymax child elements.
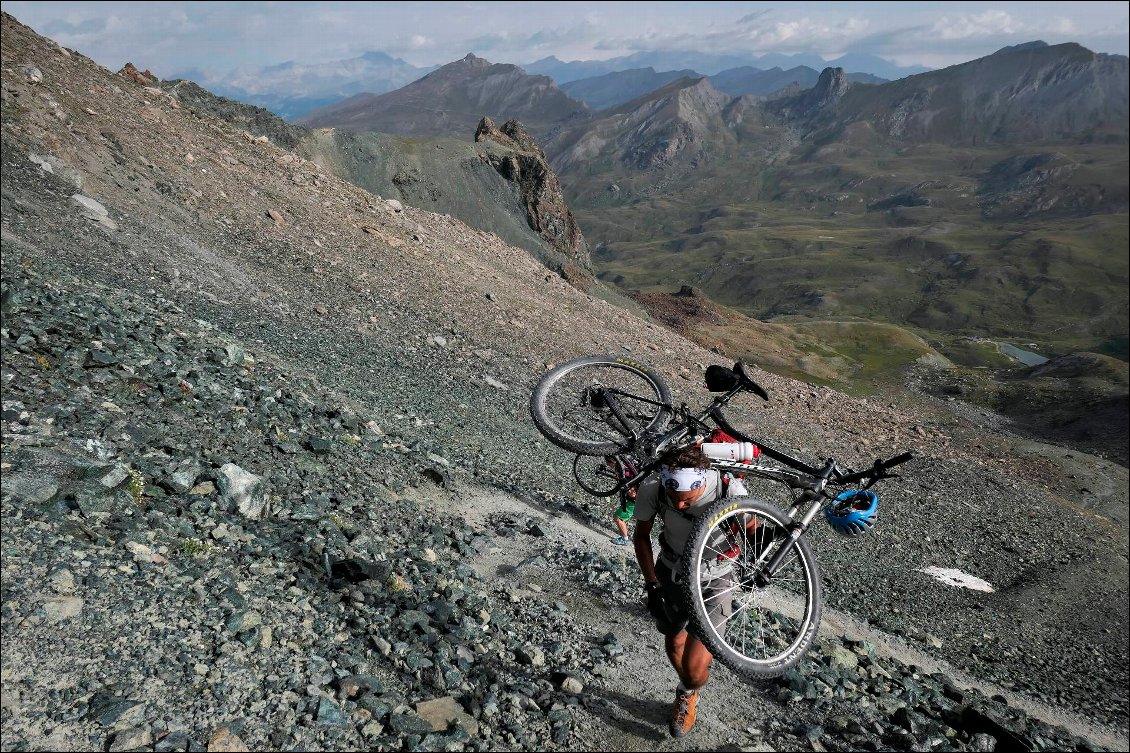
<box><xmin>701</xmin><ymin>442</ymin><xmax>757</xmax><ymax>462</ymax></box>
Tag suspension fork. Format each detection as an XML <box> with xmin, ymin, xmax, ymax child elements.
<box><xmin>754</xmin><ymin>484</ymin><xmax>828</xmax><ymax>587</ymax></box>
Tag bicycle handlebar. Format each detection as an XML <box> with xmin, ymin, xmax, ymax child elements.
<box><xmin>835</xmin><ymin>451</ymin><xmax>914</xmax><ymax>487</ymax></box>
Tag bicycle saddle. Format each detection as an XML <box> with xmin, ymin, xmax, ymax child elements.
<box><xmin>734</xmin><ymin>362</ymin><xmax>769</xmax><ymax>401</ymax></box>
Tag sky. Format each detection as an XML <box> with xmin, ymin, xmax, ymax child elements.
<box><xmin>4</xmin><ymin>1</ymin><xmax>1129</xmax><ymax>77</ymax></box>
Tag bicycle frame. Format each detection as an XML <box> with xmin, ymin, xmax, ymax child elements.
<box><xmin>589</xmin><ymin>379</ymin><xmax>822</xmax><ymax>497</ymax></box>
<box><xmin>589</xmin><ymin>378</ymin><xmax>910</xmax><ymax>585</ymax></box>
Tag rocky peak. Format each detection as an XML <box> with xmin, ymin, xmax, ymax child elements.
<box><xmin>675</xmin><ymin>77</ymin><xmax>731</xmax><ymax>117</ymax></box>
<box><xmin>993</xmin><ymin>40</ymin><xmax>1050</xmax><ymax>56</ymax></box>
<box><xmin>804</xmin><ymin>67</ymin><xmax>849</xmax><ymax>108</ymax></box>
<box><xmin>474</xmin><ymin>116</ymin><xmax>543</xmax><ymax>154</ymax></box>
<box><xmin>768</xmin><ymin>66</ymin><xmax>849</xmax><ymax>122</ymax></box>
<box><xmin>475</xmin><ymin>117</ymin><xmax>590</xmax><ymax>281</ymax></box>
<box><xmin>118</xmin><ymin>62</ymin><xmax>158</xmax><ymax>86</ymax></box>
<box><xmin>457</xmin><ymin>52</ymin><xmax>490</xmax><ymax>69</ymax></box>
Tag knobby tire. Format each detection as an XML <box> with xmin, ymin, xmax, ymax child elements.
<box><xmin>679</xmin><ymin>496</ymin><xmax>823</xmax><ymax>678</ymax></box>
<box><xmin>530</xmin><ymin>354</ymin><xmax>673</xmax><ymax>456</ymax></box>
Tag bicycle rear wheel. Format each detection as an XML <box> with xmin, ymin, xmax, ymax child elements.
<box><xmin>679</xmin><ymin>497</ymin><xmax>822</xmax><ymax>678</ymax></box>
<box><xmin>530</xmin><ymin>355</ymin><xmax>672</xmax><ymax>456</ymax></box>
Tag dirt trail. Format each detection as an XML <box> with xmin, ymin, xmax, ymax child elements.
<box><xmin>440</xmin><ymin>485</ymin><xmax>1130</xmax><ymax>751</ymax></box>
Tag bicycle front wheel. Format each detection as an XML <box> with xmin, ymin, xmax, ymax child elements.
<box><xmin>679</xmin><ymin>497</ymin><xmax>822</xmax><ymax>678</ymax></box>
<box><xmin>530</xmin><ymin>355</ymin><xmax>673</xmax><ymax>456</ymax></box>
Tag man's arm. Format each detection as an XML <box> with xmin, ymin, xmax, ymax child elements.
<box><xmin>633</xmin><ymin>517</ymin><xmax>659</xmax><ymax>586</ymax></box>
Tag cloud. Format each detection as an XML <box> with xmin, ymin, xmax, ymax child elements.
<box><xmin>40</xmin><ymin>16</ymin><xmax>106</xmax><ymax>35</ymax></box>
<box><xmin>930</xmin><ymin>10</ymin><xmax>1023</xmax><ymax>40</ymax></box>
<box><xmin>593</xmin><ymin>14</ymin><xmax>873</xmax><ymax>57</ymax></box>
<box><xmin>4</xmin><ymin>1</ymin><xmax>1127</xmax><ymax>77</ymax></box>
<box><xmin>736</xmin><ymin>10</ymin><xmax>771</xmax><ymax>25</ymax></box>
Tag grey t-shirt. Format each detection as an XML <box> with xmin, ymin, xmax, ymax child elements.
<box><xmin>634</xmin><ymin>470</ymin><xmax>747</xmax><ymax>569</ymax></box>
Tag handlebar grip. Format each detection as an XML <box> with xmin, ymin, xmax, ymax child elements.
<box><xmin>882</xmin><ymin>452</ymin><xmax>914</xmax><ymax>469</ymax></box>
<box><xmin>835</xmin><ymin>451</ymin><xmax>914</xmax><ymax>486</ymax></box>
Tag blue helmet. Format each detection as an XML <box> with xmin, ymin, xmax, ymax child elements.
<box><xmin>825</xmin><ymin>490</ymin><xmax>879</xmax><ymax>537</ymax></box>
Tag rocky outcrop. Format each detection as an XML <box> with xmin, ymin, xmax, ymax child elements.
<box><xmin>160</xmin><ymin>79</ymin><xmax>308</xmax><ymax>149</ymax></box>
<box><xmin>475</xmin><ymin>117</ymin><xmax>591</xmax><ymax>280</ymax></box>
<box><xmin>798</xmin><ymin>67</ymin><xmax>849</xmax><ymax>110</ymax></box>
<box><xmin>770</xmin><ymin>66</ymin><xmax>850</xmax><ymax>121</ymax></box>
<box><xmin>148</xmin><ymin>76</ymin><xmax>585</xmax><ymax>281</ymax></box>
<box><xmin>977</xmin><ymin>152</ymin><xmax>1130</xmax><ymax>218</ymax></box>
<box><xmin>117</xmin><ymin>62</ymin><xmax>157</xmax><ymax>86</ymax></box>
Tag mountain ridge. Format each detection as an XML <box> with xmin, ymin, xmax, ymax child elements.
<box><xmin>525</xmin><ymin>49</ymin><xmax>930</xmax><ymax>83</ymax></box>
<box><xmin>299</xmin><ymin>53</ymin><xmax>591</xmax><ymax>138</ymax></box>
<box><xmin>156</xmin><ymin>77</ymin><xmax>593</xmax><ymax>283</ymax></box>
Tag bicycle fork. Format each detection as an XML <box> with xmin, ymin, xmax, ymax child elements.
<box><xmin>753</xmin><ymin>490</ymin><xmax>824</xmax><ymax>587</ymax></box>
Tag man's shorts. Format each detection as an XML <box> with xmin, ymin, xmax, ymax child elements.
<box><xmin>652</xmin><ymin>560</ymin><xmax>733</xmax><ymax>641</ymax></box>
<box><xmin>615</xmin><ymin>496</ymin><xmax>635</xmax><ymax>522</ymax></box>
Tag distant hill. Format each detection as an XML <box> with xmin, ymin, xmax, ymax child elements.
<box><xmin>753</xmin><ymin>51</ymin><xmax>930</xmax><ymax>81</ymax></box>
<box><xmin>299</xmin><ymin>53</ymin><xmax>591</xmax><ymax>138</ymax></box>
<box><xmin>171</xmin><ymin>50</ymin><xmax>435</xmax><ymax>121</ymax></box>
<box><xmin>560</xmin><ymin>65</ymin><xmax>888</xmax><ymax>112</ymax></box>
<box><xmin>561</xmin><ymin>67</ymin><xmax>700</xmax><ymax>111</ymax></box>
<box><xmin>773</xmin><ymin>41</ymin><xmax>1129</xmax><ymax>144</ymax></box>
<box><xmin>525</xmin><ymin>50</ymin><xmax>928</xmax><ymax>84</ymax></box>
<box><xmin>709</xmin><ymin>65</ymin><xmax>885</xmax><ymax>97</ymax></box>
<box><xmin>548</xmin><ymin>76</ymin><xmax>735</xmax><ymax>173</ymax></box>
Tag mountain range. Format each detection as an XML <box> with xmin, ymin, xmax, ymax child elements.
<box><xmin>299</xmin><ymin>54</ymin><xmax>592</xmax><ymax>137</ymax></box>
<box><xmin>562</xmin><ymin>66</ymin><xmax>887</xmax><ymax>112</ymax></box>
<box><xmin>298</xmin><ymin>39</ymin><xmax>1127</xmax><ymax>381</ymax></box>
<box><xmin>173</xmin><ymin>48</ymin><xmax>930</xmax><ymax>122</ymax></box>
<box><xmin>524</xmin><ymin>50</ymin><xmax>929</xmax><ymax>83</ymax></box>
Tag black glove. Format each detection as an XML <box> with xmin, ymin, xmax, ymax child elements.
<box><xmin>645</xmin><ymin>582</ymin><xmax>667</xmax><ymax>621</ymax></box>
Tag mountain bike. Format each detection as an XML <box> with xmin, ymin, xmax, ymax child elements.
<box><xmin>530</xmin><ymin>354</ymin><xmax>912</xmax><ymax>678</ymax></box>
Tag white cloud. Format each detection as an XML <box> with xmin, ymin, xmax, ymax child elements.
<box><xmin>930</xmin><ymin>10</ymin><xmax>1021</xmax><ymax>40</ymax></box>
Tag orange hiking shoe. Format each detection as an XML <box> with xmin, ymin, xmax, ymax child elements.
<box><xmin>669</xmin><ymin>687</ymin><xmax>698</xmax><ymax>738</ymax></box>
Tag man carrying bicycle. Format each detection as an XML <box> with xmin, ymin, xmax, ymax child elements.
<box><xmin>631</xmin><ymin>443</ymin><xmax>749</xmax><ymax>738</ymax></box>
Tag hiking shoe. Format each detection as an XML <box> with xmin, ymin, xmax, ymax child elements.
<box><xmin>609</xmin><ymin>536</ymin><xmax>630</xmax><ymax>546</ymax></box>
<box><xmin>669</xmin><ymin>687</ymin><xmax>698</xmax><ymax>738</ymax></box>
